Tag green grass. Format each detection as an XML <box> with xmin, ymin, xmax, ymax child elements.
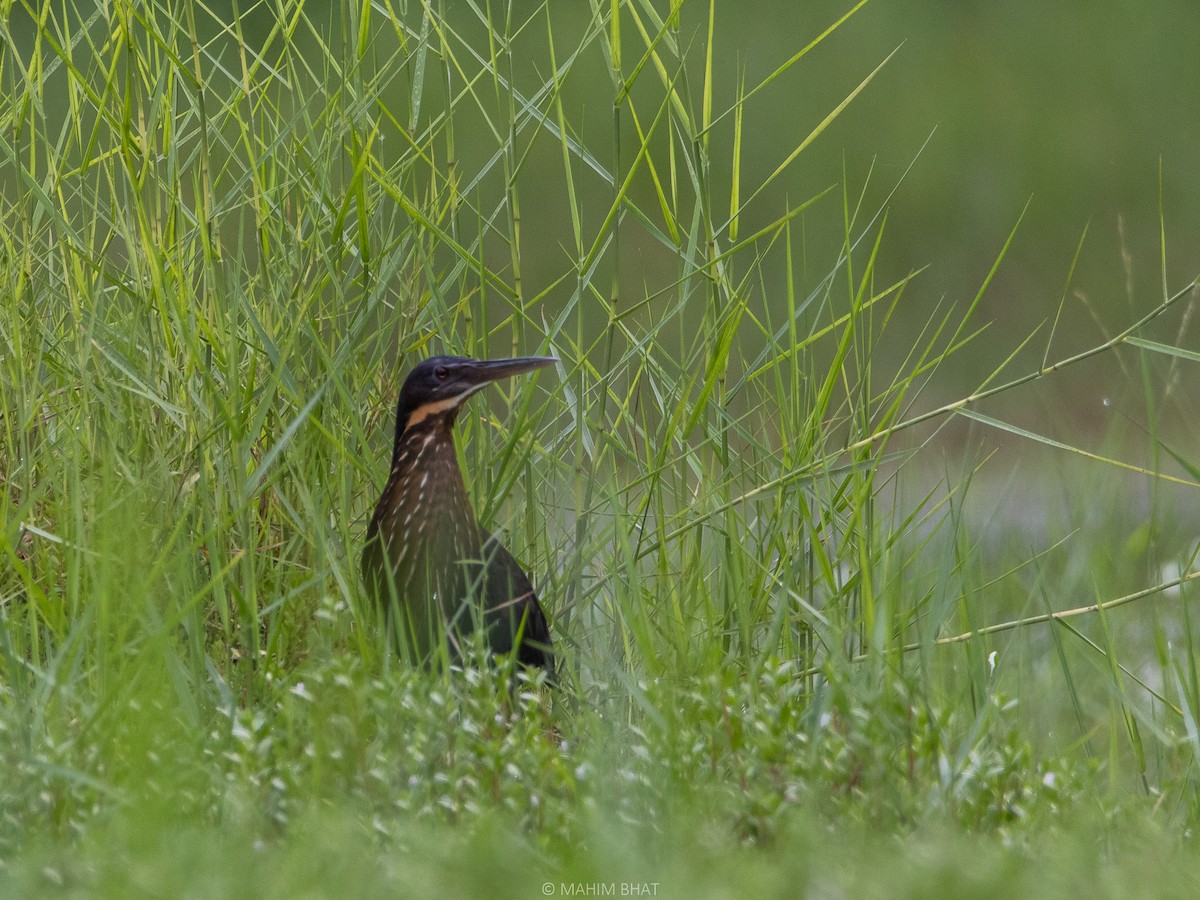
<box><xmin>3</xmin><ymin>0</ymin><xmax>1200</xmax><ymax>896</ymax></box>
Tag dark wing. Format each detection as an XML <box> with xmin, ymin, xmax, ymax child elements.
<box><xmin>479</xmin><ymin>530</ymin><xmax>555</xmax><ymax>676</ymax></box>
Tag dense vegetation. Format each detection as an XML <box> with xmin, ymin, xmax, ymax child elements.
<box><xmin>2</xmin><ymin>1</ymin><xmax>1199</xmax><ymax>896</ymax></box>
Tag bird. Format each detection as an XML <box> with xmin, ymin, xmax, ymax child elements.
<box><xmin>362</xmin><ymin>355</ymin><xmax>557</xmax><ymax>677</ymax></box>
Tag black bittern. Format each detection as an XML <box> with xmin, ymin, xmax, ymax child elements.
<box><xmin>362</xmin><ymin>355</ymin><xmax>556</xmax><ymax>676</ymax></box>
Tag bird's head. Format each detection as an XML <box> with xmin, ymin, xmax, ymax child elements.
<box><xmin>393</xmin><ymin>355</ymin><xmax>557</xmax><ymax>435</ymax></box>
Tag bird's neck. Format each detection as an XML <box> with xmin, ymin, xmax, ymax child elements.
<box><xmin>390</xmin><ymin>405</ymin><xmax>457</xmax><ymax>470</ymax></box>
<box><xmin>388</xmin><ymin>418</ymin><xmax>478</xmax><ymax>534</ymax></box>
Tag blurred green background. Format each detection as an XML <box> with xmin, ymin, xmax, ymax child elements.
<box><xmin>596</xmin><ymin>0</ymin><xmax>1197</xmax><ymax>422</ymax></box>
<box><xmin>737</xmin><ymin>0</ymin><xmax>1200</xmax><ymax>428</ymax></box>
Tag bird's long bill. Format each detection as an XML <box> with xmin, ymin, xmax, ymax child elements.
<box><xmin>462</xmin><ymin>356</ymin><xmax>557</xmax><ymax>387</ymax></box>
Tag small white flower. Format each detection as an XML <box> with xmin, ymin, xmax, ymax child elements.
<box><xmin>290</xmin><ymin>682</ymin><xmax>314</xmax><ymax>701</ymax></box>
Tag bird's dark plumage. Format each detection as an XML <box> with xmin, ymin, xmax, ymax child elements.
<box><xmin>362</xmin><ymin>355</ymin><xmax>556</xmax><ymax>676</ymax></box>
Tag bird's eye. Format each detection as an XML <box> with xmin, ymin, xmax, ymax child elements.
<box><xmin>434</xmin><ymin>366</ymin><xmax>449</xmax><ymax>381</ymax></box>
